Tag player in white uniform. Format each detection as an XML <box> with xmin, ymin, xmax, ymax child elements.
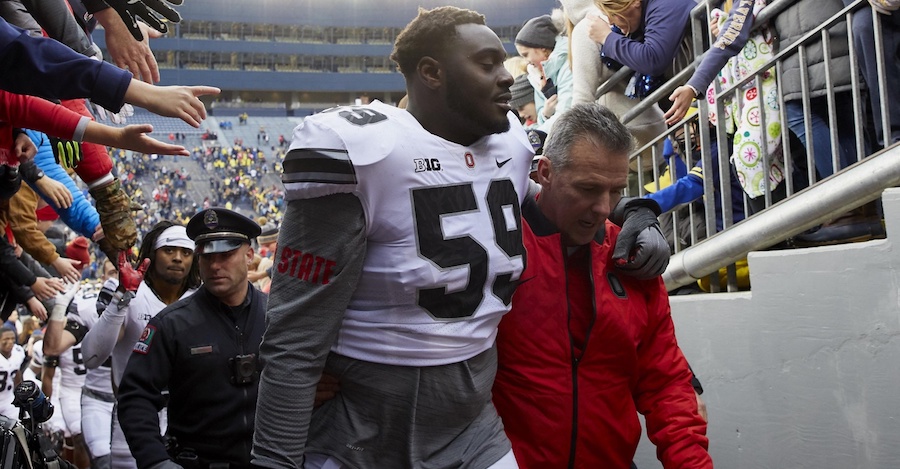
<box><xmin>0</xmin><ymin>327</ymin><xmax>25</xmax><ymax>420</ymax></box>
<box><xmin>80</xmin><ymin>262</ymin><xmax>120</xmax><ymax>469</ymax></box>
<box><xmin>42</xmin><ymin>271</ymin><xmax>95</xmax><ymax>468</ymax></box>
<box><xmin>42</xmin><ymin>276</ymin><xmax>119</xmax><ymax>469</ymax></box>
<box><xmin>81</xmin><ymin>223</ymin><xmax>197</xmax><ymax>469</ymax></box>
<box><xmin>254</xmin><ymin>8</ymin><xmax>531</xmax><ymax>469</ymax></box>
<box><xmin>78</xmin><ymin>276</ymin><xmax>119</xmax><ymax>469</ymax></box>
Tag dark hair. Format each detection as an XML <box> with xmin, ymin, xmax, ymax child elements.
<box><xmin>543</xmin><ymin>103</ymin><xmax>634</xmax><ymax>170</ymax></box>
<box><xmin>138</xmin><ymin>220</ymin><xmax>201</xmax><ymax>292</ymax></box>
<box><xmin>391</xmin><ymin>6</ymin><xmax>486</xmax><ymax>78</ymax></box>
<box><xmin>0</xmin><ymin>326</ymin><xmax>14</xmax><ymax>337</ymax></box>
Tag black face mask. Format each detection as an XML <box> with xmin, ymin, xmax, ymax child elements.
<box><xmin>0</xmin><ymin>165</ymin><xmax>22</xmax><ymax>200</ymax></box>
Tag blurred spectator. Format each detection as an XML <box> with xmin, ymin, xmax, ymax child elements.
<box><xmin>566</xmin><ymin>0</ymin><xmax>694</xmax><ymax>190</ymax></box>
<box><xmin>510</xmin><ymin>74</ymin><xmax>537</xmax><ymax>127</ymax></box>
<box><xmin>515</xmin><ymin>12</ymin><xmax>573</xmax><ymax>132</ymax></box>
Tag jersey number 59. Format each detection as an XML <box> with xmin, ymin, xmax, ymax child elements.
<box><xmin>412</xmin><ymin>179</ymin><xmax>524</xmax><ymax>320</ymax></box>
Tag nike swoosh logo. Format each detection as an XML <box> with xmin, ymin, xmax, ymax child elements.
<box><xmin>496</xmin><ymin>158</ymin><xmax>512</xmax><ymax>168</ymax></box>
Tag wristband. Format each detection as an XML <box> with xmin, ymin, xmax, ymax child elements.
<box><xmin>115</xmin><ymin>290</ymin><xmax>134</xmax><ymax>308</ymax></box>
<box><xmin>44</xmin><ymin>355</ymin><xmax>61</xmax><ymax>368</ymax></box>
<box><xmin>50</xmin><ymin>304</ymin><xmax>68</xmax><ymax>322</ymax></box>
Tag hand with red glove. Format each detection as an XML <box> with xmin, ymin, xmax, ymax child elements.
<box><xmin>118</xmin><ymin>251</ymin><xmax>150</xmax><ymax>293</ymax></box>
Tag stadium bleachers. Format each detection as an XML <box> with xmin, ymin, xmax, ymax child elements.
<box><xmin>213</xmin><ymin>116</ymin><xmax>301</xmax><ymax>147</ymax></box>
<box><xmin>101</xmin><ymin>108</ymin><xmax>207</xmax><ymax>142</ymax></box>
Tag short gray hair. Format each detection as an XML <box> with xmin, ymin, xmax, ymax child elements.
<box><xmin>542</xmin><ymin>103</ymin><xmax>634</xmax><ymax>170</ymax></box>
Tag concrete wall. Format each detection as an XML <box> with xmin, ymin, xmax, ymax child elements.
<box><xmin>634</xmin><ymin>188</ymin><xmax>900</xmax><ymax>469</ymax></box>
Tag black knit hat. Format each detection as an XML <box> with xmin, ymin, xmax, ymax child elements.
<box><xmin>510</xmin><ymin>75</ymin><xmax>535</xmax><ymax>109</ymax></box>
<box><xmin>515</xmin><ymin>15</ymin><xmax>558</xmax><ymax>50</ymax></box>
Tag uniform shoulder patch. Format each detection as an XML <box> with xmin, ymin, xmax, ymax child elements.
<box><xmin>133</xmin><ymin>325</ymin><xmax>157</xmax><ymax>355</ymax></box>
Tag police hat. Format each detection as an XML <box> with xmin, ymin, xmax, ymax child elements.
<box><xmin>186</xmin><ymin>208</ymin><xmax>261</xmax><ymax>254</ymax></box>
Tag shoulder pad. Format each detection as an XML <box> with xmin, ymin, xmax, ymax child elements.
<box><xmin>284</xmin><ymin>102</ymin><xmax>401</xmax><ymax>201</ymax></box>
<box><xmin>300</xmin><ymin>102</ymin><xmax>400</xmax><ymax>165</ymax></box>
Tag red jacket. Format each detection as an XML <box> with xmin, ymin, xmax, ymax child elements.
<box><xmin>493</xmin><ymin>197</ymin><xmax>711</xmax><ymax>469</ymax></box>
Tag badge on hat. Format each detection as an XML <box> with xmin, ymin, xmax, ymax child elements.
<box><xmin>204</xmin><ymin>210</ymin><xmax>219</xmax><ymax>229</ymax></box>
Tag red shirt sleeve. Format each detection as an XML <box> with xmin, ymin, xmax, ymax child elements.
<box><xmin>0</xmin><ymin>89</ymin><xmax>82</xmax><ymax>140</ymax></box>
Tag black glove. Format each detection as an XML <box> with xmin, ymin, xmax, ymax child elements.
<box><xmin>49</xmin><ymin>136</ymin><xmax>82</xmax><ymax>170</ymax></box>
<box><xmin>612</xmin><ymin>199</ymin><xmax>670</xmax><ymax>280</ymax></box>
<box><xmin>106</xmin><ymin>0</ymin><xmax>184</xmax><ymax>41</ymax></box>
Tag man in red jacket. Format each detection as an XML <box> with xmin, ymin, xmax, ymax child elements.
<box><xmin>493</xmin><ymin>103</ymin><xmax>712</xmax><ymax>469</ymax></box>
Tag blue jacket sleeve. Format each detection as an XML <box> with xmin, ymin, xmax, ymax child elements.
<box><xmin>646</xmin><ymin>166</ymin><xmax>704</xmax><ymax>214</ymax></box>
<box><xmin>601</xmin><ymin>0</ymin><xmax>695</xmax><ymax>76</ymax></box>
<box><xmin>0</xmin><ymin>18</ymin><xmax>130</xmax><ymax>111</ymax></box>
<box><xmin>686</xmin><ymin>0</ymin><xmax>760</xmax><ymax>94</ymax></box>
<box><xmin>25</xmin><ymin>130</ymin><xmax>101</xmax><ymax>237</ymax></box>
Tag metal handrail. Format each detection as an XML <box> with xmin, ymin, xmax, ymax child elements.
<box><xmin>663</xmin><ymin>143</ymin><xmax>900</xmax><ymax>290</ymax></box>
<box><xmin>614</xmin><ymin>0</ymin><xmax>891</xmax><ymax>292</ymax></box>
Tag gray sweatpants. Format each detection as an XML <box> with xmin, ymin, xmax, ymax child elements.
<box><xmin>304</xmin><ymin>346</ymin><xmax>513</xmax><ymax>469</ymax></box>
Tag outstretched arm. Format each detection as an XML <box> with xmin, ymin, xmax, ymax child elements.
<box><xmin>123</xmin><ymin>80</ymin><xmax>220</xmax><ymax>128</ymax></box>
<box><xmin>0</xmin><ymin>18</ymin><xmax>132</xmax><ymax>110</ymax></box>
<box><xmin>82</xmin><ymin>254</ymin><xmax>148</xmax><ymax>368</ymax></box>
<box><xmin>666</xmin><ymin>0</ymin><xmax>760</xmax><ymax>125</ymax></box>
<box><xmin>82</xmin><ymin>121</ymin><xmax>189</xmax><ymax>156</ymax></box>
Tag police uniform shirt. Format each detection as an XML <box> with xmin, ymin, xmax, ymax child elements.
<box><xmin>281</xmin><ymin>100</ymin><xmax>534</xmax><ymax>366</ymax></box>
<box><xmin>117</xmin><ymin>284</ymin><xmax>266</xmax><ymax>468</ymax></box>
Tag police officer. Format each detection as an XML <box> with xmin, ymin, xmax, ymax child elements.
<box><xmin>117</xmin><ymin>208</ymin><xmax>265</xmax><ymax>469</ymax></box>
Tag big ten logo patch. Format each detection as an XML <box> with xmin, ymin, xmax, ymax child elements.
<box><xmin>414</xmin><ymin>158</ymin><xmax>442</xmax><ymax>172</ymax></box>
<box><xmin>277</xmin><ymin>246</ymin><xmax>337</xmax><ymax>285</ymax></box>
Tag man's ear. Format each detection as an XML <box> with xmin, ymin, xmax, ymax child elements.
<box><xmin>416</xmin><ymin>57</ymin><xmax>443</xmax><ymax>90</ymax></box>
<box><xmin>245</xmin><ymin>246</ymin><xmax>255</xmax><ymax>265</ymax></box>
<box><xmin>536</xmin><ymin>157</ymin><xmax>553</xmax><ymax>187</ymax></box>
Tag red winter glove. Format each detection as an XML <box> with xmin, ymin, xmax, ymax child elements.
<box><xmin>118</xmin><ymin>251</ymin><xmax>150</xmax><ymax>293</ymax></box>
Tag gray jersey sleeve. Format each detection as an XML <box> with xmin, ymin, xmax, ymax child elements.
<box><xmin>252</xmin><ymin>193</ymin><xmax>367</xmax><ymax>468</ymax></box>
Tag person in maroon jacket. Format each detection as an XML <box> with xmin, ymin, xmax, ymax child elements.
<box><xmin>493</xmin><ymin>103</ymin><xmax>711</xmax><ymax>469</ymax></box>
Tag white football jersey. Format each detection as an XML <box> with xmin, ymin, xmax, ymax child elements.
<box><xmin>0</xmin><ymin>343</ymin><xmax>25</xmax><ymax>418</ymax></box>
<box><xmin>283</xmin><ymin>101</ymin><xmax>534</xmax><ymax>366</ymax></box>
<box><xmin>67</xmin><ymin>283</ymin><xmax>113</xmax><ymax>395</ymax></box>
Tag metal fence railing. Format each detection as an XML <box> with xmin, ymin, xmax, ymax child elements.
<box><xmin>598</xmin><ymin>0</ymin><xmax>897</xmax><ymax>291</ymax></box>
